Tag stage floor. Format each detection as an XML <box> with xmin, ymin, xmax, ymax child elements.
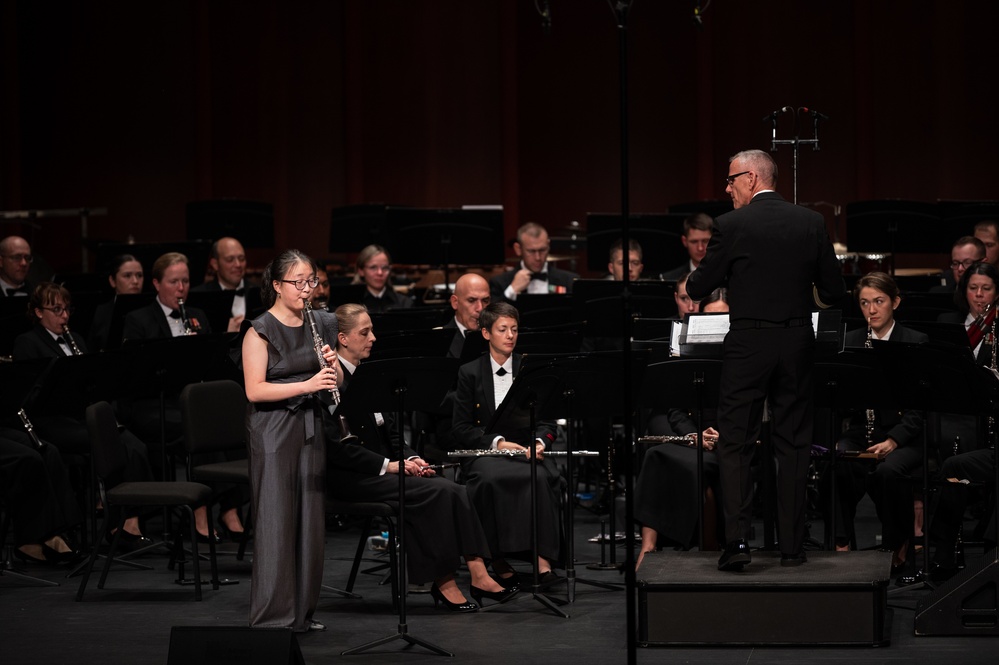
<box><xmin>2</xmin><ymin>498</ymin><xmax>996</xmax><ymax>664</ymax></box>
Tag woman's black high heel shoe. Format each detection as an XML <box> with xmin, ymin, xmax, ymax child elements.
<box><xmin>496</xmin><ymin>574</ymin><xmax>520</xmax><ymax>590</ymax></box>
<box><xmin>216</xmin><ymin>516</ymin><xmax>248</xmax><ymax>543</ymax></box>
<box><xmin>429</xmin><ymin>584</ymin><xmax>478</xmax><ymax>613</ymax></box>
<box><xmin>470</xmin><ymin>584</ymin><xmax>519</xmax><ymax>605</ymax></box>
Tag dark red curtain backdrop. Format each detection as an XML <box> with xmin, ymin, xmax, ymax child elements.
<box><xmin>2</xmin><ymin>1</ymin><xmax>996</xmax><ymax>273</ymax></box>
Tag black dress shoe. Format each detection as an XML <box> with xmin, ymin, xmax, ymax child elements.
<box><xmin>106</xmin><ymin>530</ymin><xmax>154</xmax><ymax>553</ymax></box>
<box><xmin>780</xmin><ymin>551</ymin><xmax>807</xmax><ymax>567</ymax></box>
<box><xmin>929</xmin><ymin>562</ymin><xmax>959</xmax><ymax>583</ymax></box>
<box><xmin>430</xmin><ymin>584</ymin><xmax>479</xmax><ymax>612</ymax></box>
<box><xmin>717</xmin><ymin>540</ymin><xmax>751</xmax><ymax>571</ymax></box>
<box><xmin>42</xmin><ymin>544</ymin><xmax>83</xmax><ymax>565</ymax></box>
<box><xmin>470</xmin><ymin>584</ymin><xmax>519</xmax><ymax>605</ymax></box>
<box><xmin>496</xmin><ymin>574</ymin><xmax>520</xmax><ymax>590</ymax></box>
<box><xmin>196</xmin><ymin>531</ymin><xmax>221</xmax><ymax>545</ymax></box>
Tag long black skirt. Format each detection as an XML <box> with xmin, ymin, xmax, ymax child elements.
<box><xmin>463</xmin><ymin>456</ymin><xmax>562</xmax><ymax>564</ymax></box>
<box><xmin>634</xmin><ymin>443</ymin><xmax>719</xmax><ymax>549</ymax></box>
<box><xmin>331</xmin><ymin>471</ymin><xmax>491</xmax><ymax>585</ymax></box>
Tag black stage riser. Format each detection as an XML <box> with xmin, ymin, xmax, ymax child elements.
<box><xmin>638</xmin><ymin>550</ymin><xmax>892</xmax><ymax>647</ymax></box>
<box><xmin>167</xmin><ymin>626</ymin><xmax>305</xmax><ymax>665</ymax></box>
<box><xmin>915</xmin><ymin>550</ymin><xmax>999</xmax><ymax>636</ymax></box>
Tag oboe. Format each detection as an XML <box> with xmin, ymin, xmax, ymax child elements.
<box><xmin>62</xmin><ymin>324</ymin><xmax>83</xmax><ymax>356</ymax></box>
<box><xmin>864</xmin><ymin>324</ymin><xmax>875</xmax><ymax>446</ymax></box>
<box><xmin>303</xmin><ymin>300</ymin><xmax>356</xmax><ymax>443</ymax></box>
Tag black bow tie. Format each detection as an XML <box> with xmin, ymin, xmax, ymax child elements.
<box><xmin>530</xmin><ymin>272</ymin><xmax>547</xmax><ymax>281</ymax></box>
<box><xmin>57</xmin><ymin>336</ymin><xmax>69</xmax><ymax>345</ymax></box>
<box><xmin>233</xmin><ymin>288</ymin><xmax>246</xmax><ymax>297</ymax></box>
<box><xmin>169</xmin><ymin>309</ymin><xmax>182</xmax><ymax>319</ymax></box>
<box><xmin>496</xmin><ymin>367</ymin><xmax>508</xmax><ymax>376</ymax></box>
<box><xmin>5</xmin><ymin>286</ymin><xmax>28</xmax><ymax>296</ymax></box>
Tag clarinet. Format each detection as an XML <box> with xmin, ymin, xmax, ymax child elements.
<box><xmin>989</xmin><ymin>311</ymin><xmax>998</xmax><ymax>447</ymax></box>
<box><xmin>62</xmin><ymin>324</ymin><xmax>83</xmax><ymax>356</ymax></box>
<box><xmin>864</xmin><ymin>324</ymin><xmax>875</xmax><ymax>447</ymax></box>
<box><xmin>302</xmin><ymin>301</ymin><xmax>357</xmax><ymax>443</ymax></box>
<box><xmin>18</xmin><ymin>408</ymin><xmax>45</xmax><ymax>450</ymax></box>
<box><xmin>176</xmin><ymin>298</ymin><xmax>199</xmax><ymax>335</ymax></box>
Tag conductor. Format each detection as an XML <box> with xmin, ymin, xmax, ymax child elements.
<box><xmin>687</xmin><ymin>149</ymin><xmax>844</xmax><ymax>571</ymax></box>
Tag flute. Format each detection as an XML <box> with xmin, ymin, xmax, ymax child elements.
<box><xmin>447</xmin><ymin>449</ymin><xmax>600</xmax><ymax>458</ymax></box>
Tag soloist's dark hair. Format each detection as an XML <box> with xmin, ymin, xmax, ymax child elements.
<box><xmin>261</xmin><ymin>249</ymin><xmax>317</xmax><ymax>309</ymax></box>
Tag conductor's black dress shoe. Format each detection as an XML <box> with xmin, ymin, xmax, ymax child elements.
<box><xmin>780</xmin><ymin>551</ymin><xmax>807</xmax><ymax>567</ymax></box>
<box><xmin>717</xmin><ymin>540</ymin><xmax>751</xmax><ymax>571</ymax></box>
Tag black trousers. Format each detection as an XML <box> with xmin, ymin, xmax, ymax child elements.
<box><xmin>717</xmin><ymin>324</ymin><xmax>814</xmax><ymax>555</ymax></box>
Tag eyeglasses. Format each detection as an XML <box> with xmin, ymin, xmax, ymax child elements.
<box><xmin>42</xmin><ymin>305</ymin><xmax>74</xmax><ymax>315</ymax></box>
<box><xmin>281</xmin><ymin>278</ymin><xmax>320</xmax><ymax>290</ymax></box>
<box><xmin>725</xmin><ymin>171</ymin><xmax>750</xmax><ymax>186</ymax></box>
<box><xmin>3</xmin><ymin>253</ymin><xmax>33</xmax><ymax>263</ymax></box>
<box><xmin>950</xmin><ymin>259</ymin><xmax>981</xmax><ymax>270</ymax></box>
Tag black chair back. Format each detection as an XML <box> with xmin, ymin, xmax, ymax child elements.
<box><xmin>180</xmin><ymin>380</ymin><xmax>247</xmax><ymax>455</ymax></box>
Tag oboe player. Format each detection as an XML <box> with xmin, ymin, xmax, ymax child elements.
<box><xmin>452</xmin><ymin>302</ymin><xmax>562</xmax><ymax>585</ymax></box>
<box><xmin>242</xmin><ymin>250</ymin><xmax>338</xmax><ymax>632</ymax></box>
<box><xmin>327</xmin><ymin>303</ymin><xmax>514</xmax><ymax>611</ymax></box>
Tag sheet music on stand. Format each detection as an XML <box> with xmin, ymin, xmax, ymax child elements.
<box><xmin>675</xmin><ymin>309</ymin><xmax>843</xmax><ymax>358</ymax></box>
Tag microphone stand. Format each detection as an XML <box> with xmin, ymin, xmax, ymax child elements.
<box><xmin>766</xmin><ymin>106</ymin><xmax>825</xmax><ymax>205</ymax></box>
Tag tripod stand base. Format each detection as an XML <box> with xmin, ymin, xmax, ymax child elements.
<box><xmin>586</xmin><ymin>562</ymin><xmax>623</xmax><ymax>571</ymax></box>
<box><xmin>321</xmin><ymin>583</ymin><xmax>361</xmax><ymax>600</ymax></box>
<box><xmin>341</xmin><ymin>626</ymin><xmax>453</xmax><ymax>657</ymax></box>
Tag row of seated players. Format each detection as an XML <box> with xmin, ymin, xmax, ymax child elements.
<box><xmin>637</xmin><ymin>268</ymin><xmax>998</xmax><ymax>585</ymax></box>
<box><xmin>3</xmin><ymin>229</ymin><xmax>997</xmax><ymax>571</ymax></box>
<box><xmin>3</xmin><ymin>221</ymin><xmax>991</xmax><ymax>355</ymax></box>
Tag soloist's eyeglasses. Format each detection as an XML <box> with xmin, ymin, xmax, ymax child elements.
<box><xmin>281</xmin><ymin>278</ymin><xmax>320</xmax><ymax>290</ymax></box>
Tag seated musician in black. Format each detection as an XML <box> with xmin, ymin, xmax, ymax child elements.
<box><xmin>351</xmin><ymin>244</ymin><xmax>413</xmax><ymax>313</ymax></box>
<box><xmin>452</xmin><ymin>302</ymin><xmax>562</xmax><ymax>584</ymax></box>
<box><xmin>13</xmin><ymin>282</ymin><xmax>155</xmax><ymax>550</ymax></box>
<box><xmin>830</xmin><ymin>273</ymin><xmax>927</xmax><ymax>570</ymax></box>
<box><xmin>1</xmin><ymin>426</ymin><xmax>82</xmax><ymax>564</ymax></box>
<box><xmin>88</xmin><ymin>253</ymin><xmax>144</xmax><ymax>351</ymax></box>
<box><xmin>635</xmin><ymin>289</ymin><xmax>728</xmax><ymax>569</ymax></box>
<box><xmin>120</xmin><ymin>252</ymin><xmax>246</xmax><ymax>544</ymax></box>
<box><xmin>327</xmin><ymin>303</ymin><xmax>515</xmax><ymax>610</ymax></box>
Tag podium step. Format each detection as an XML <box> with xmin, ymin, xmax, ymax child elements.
<box><xmin>638</xmin><ymin>550</ymin><xmax>892</xmax><ymax>646</ymax></box>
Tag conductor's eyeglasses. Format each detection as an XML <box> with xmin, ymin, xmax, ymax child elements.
<box><xmin>281</xmin><ymin>278</ymin><xmax>320</xmax><ymax>290</ymax></box>
<box><xmin>725</xmin><ymin>171</ymin><xmax>750</xmax><ymax>186</ymax></box>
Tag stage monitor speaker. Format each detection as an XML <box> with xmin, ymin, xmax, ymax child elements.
<box><xmin>914</xmin><ymin>553</ymin><xmax>999</xmax><ymax>636</ymax></box>
<box><xmin>167</xmin><ymin>626</ymin><xmax>304</xmax><ymax>665</ymax></box>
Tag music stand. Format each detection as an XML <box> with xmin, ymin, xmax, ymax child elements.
<box><xmin>337</xmin><ymin>357</ymin><xmax>459</xmax><ymax>657</ymax></box>
<box><xmin>518</xmin><ymin>351</ymin><xmax>649</xmax><ymax>601</ymax></box>
<box><xmin>584</xmin><ymin>212</ymin><xmax>687</xmax><ymax>275</ymax></box>
<box><xmin>872</xmin><ymin>342</ymin><xmax>994</xmax><ymax>592</ymax></box>
<box><xmin>22</xmin><ymin>352</ymin><xmax>160</xmax><ymax>576</ymax></box>
<box><xmin>0</xmin><ymin>299</ymin><xmax>32</xmax><ymax>357</ymax></box>
<box><xmin>368</xmin><ymin>308</ymin><xmax>451</xmax><ymax>335</ymax></box>
<box><xmin>639</xmin><ymin>360</ymin><xmax>722</xmax><ymax>551</ymax></box>
<box><xmin>183</xmin><ymin>291</ymin><xmax>236</xmax><ymax>337</ymax></box>
<box><xmin>102</xmin><ymin>293</ymin><xmax>155</xmax><ymax>351</ymax></box>
<box><xmin>117</xmin><ymin>334</ymin><xmax>235</xmax><ymax>582</ymax></box>
<box><xmin>813</xmin><ymin>352</ymin><xmax>886</xmax><ymax>551</ymax></box>
<box><xmin>386</xmin><ymin>207</ymin><xmax>505</xmax><ymax>297</ymax></box>
<box><xmin>366</xmin><ymin>329</ymin><xmax>453</xmax><ymax>362</ymax></box>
